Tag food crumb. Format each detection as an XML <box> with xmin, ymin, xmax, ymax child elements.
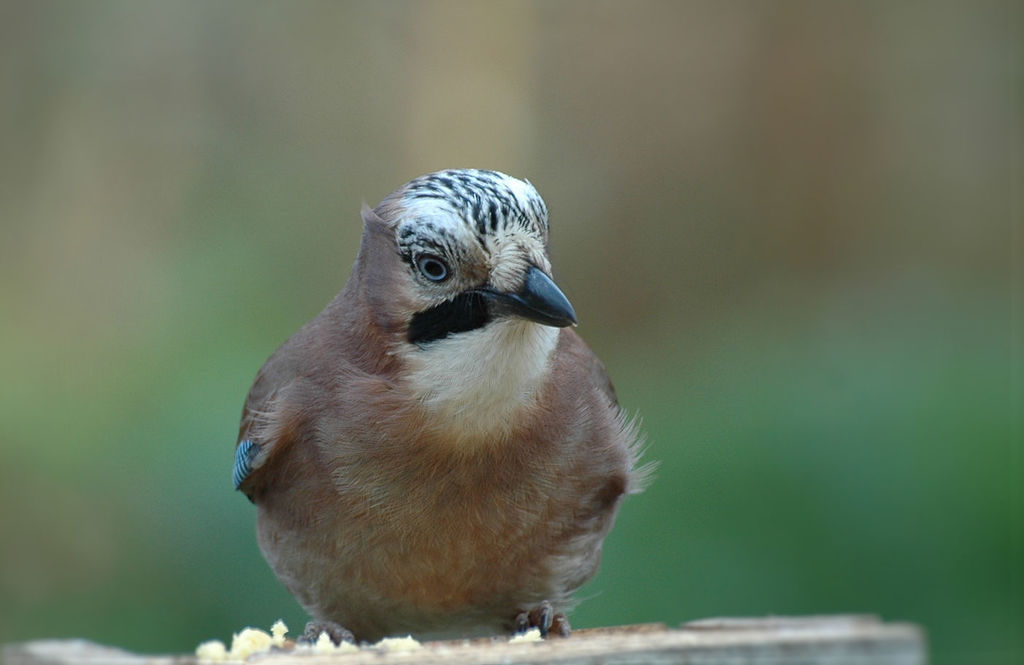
<box><xmin>195</xmin><ymin>639</ymin><xmax>229</xmax><ymax>661</ymax></box>
<box><xmin>375</xmin><ymin>635</ymin><xmax>423</xmax><ymax>651</ymax></box>
<box><xmin>509</xmin><ymin>628</ymin><xmax>544</xmax><ymax>644</ymax></box>
<box><xmin>310</xmin><ymin>631</ymin><xmax>359</xmax><ymax>654</ymax></box>
<box><xmin>229</xmin><ymin>627</ymin><xmax>273</xmax><ymax>659</ymax></box>
<box><xmin>270</xmin><ymin>619</ymin><xmax>288</xmax><ymax>647</ymax></box>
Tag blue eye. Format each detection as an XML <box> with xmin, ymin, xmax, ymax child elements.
<box><xmin>416</xmin><ymin>255</ymin><xmax>450</xmax><ymax>282</ymax></box>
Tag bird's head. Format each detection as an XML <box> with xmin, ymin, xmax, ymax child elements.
<box><xmin>361</xmin><ymin>169</ymin><xmax>577</xmax><ymax>346</ymax></box>
<box><xmin>351</xmin><ymin>169</ymin><xmax>577</xmax><ymax>438</ymax></box>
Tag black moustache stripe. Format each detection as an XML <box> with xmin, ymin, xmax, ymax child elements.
<box><xmin>407</xmin><ymin>292</ymin><xmax>492</xmax><ymax>345</ymax></box>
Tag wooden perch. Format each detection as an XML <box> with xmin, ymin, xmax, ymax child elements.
<box><xmin>2</xmin><ymin>615</ymin><xmax>926</xmax><ymax>665</ymax></box>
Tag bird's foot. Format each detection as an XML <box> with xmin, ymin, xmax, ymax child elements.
<box><xmin>300</xmin><ymin>620</ymin><xmax>355</xmax><ymax>645</ymax></box>
<box><xmin>514</xmin><ymin>600</ymin><xmax>571</xmax><ymax>638</ymax></box>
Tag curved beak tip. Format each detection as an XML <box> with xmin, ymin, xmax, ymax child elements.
<box><xmin>522</xmin><ymin>266</ymin><xmax>577</xmax><ymax>328</ymax></box>
<box><xmin>483</xmin><ymin>266</ymin><xmax>578</xmax><ymax>328</ymax></box>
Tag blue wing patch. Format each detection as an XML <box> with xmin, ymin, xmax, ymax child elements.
<box><xmin>233</xmin><ymin>439</ymin><xmax>260</xmax><ymax>490</ymax></box>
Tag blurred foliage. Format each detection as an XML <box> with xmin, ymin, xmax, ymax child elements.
<box><xmin>1</xmin><ymin>1</ymin><xmax>1021</xmax><ymax>664</ymax></box>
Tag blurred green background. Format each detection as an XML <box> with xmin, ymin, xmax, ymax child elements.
<box><xmin>1</xmin><ymin>1</ymin><xmax>1020</xmax><ymax>663</ymax></box>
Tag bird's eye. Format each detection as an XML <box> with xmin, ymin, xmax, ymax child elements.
<box><xmin>415</xmin><ymin>255</ymin><xmax>450</xmax><ymax>282</ymax></box>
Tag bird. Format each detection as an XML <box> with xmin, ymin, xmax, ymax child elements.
<box><xmin>233</xmin><ymin>169</ymin><xmax>648</xmax><ymax>643</ymax></box>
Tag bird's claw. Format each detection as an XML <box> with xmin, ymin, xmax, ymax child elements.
<box><xmin>300</xmin><ymin>619</ymin><xmax>355</xmax><ymax>645</ymax></box>
<box><xmin>514</xmin><ymin>600</ymin><xmax>571</xmax><ymax>638</ymax></box>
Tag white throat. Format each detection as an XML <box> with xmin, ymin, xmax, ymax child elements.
<box><xmin>404</xmin><ymin>320</ymin><xmax>559</xmax><ymax>444</ymax></box>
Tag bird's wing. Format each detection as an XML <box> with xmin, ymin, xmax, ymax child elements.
<box><xmin>233</xmin><ymin>339</ymin><xmax>308</xmax><ymax>498</ymax></box>
<box><xmin>557</xmin><ymin>327</ymin><xmax>654</xmax><ymax>494</ymax></box>
<box><xmin>560</xmin><ymin>327</ymin><xmax>621</xmax><ymax>407</ymax></box>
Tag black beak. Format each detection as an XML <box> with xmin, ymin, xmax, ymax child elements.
<box><xmin>480</xmin><ymin>265</ymin><xmax>578</xmax><ymax>328</ymax></box>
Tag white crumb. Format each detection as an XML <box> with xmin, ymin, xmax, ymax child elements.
<box><xmin>270</xmin><ymin>619</ymin><xmax>288</xmax><ymax>647</ymax></box>
<box><xmin>374</xmin><ymin>635</ymin><xmax>423</xmax><ymax>651</ymax></box>
<box><xmin>229</xmin><ymin>627</ymin><xmax>273</xmax><ymax>660</ymax></box>
<box><xmin>509</xmin><ymin>628</ymin><xmax>544</xmax><ymax>643</ymax></box>
<box><xmin>195</xmin><ymin>639</ymin><xmax>229</xmax><ymax>661</ymax></box>
<box><xmin>311</xmin><ymin>631</ymin><xmax>359</xmax><ymax>654</ymax></box>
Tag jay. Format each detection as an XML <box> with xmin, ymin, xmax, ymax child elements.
<box><xmin>234</xmin><ymin>169</ymin><xmax>647</xmax><ymax>642</ymax></box>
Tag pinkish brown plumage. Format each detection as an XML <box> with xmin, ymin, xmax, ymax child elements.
<box><xmin>234</xmin><ymin>169</ymin><xmax>647</xmax><ymax>642</ymax></box>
